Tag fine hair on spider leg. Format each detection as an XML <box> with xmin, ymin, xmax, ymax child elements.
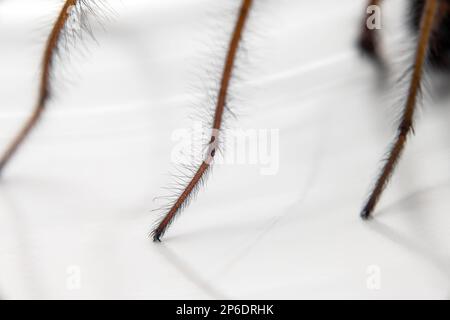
<box><xmin>361</xmin><ymin>0</ymin><xmax>440</xmax><ymax>219</ymax></box>
<box><xmin>151</xmin><ymin>0</ymin><xmax>254</xmax><ymax>242</ymax></box>
<box><xmin>0</xmin><ymin>0</ymin><xmax>112</xmax><ymax>177</ymax></box>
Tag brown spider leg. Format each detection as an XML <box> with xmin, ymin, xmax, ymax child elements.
<box><xmin>0</xmin><ymin>0</ymin><xmax>78</xmax><ymax>177</ymax></box>
<box><xmin>152</xmin><ymin>0</ymin><xmax>253</xmax><ymax>242</ymax></box>
<box><xmin>358</xmin><ymin>0</ymin><xmax>384</xmax><ymax>63</ymax></box>
<box><xmin>361</xmin><ymin>0</ymin><xmax>439</xmax><ymax>219</ymax></box>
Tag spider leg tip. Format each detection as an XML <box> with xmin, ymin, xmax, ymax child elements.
<box><xmin>360</xmin><ymin>208</ymin><xmax>373</xmax><ymax>220</ymax></box>
<box><xmin>152</xmin><ymin>231</ymin><xmax>162</xmax><ymax>243</ymax></box>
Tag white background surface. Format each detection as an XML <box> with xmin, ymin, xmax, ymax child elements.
<box><xmin>0</xmin><ymin>0</ymin><xmax>449</xmax><ymax>299</ymax></box>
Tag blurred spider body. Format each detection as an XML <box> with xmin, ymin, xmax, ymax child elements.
<box><xmin>0</xmin><ymin>0</ymin><xmax>446</xmax><ymax>241</ymax></box>
<box><xmin>411</xmin><ymin>0</ymin><xmax>450</xmax><ymax>68</ymax></box>
<box><xmin>359</xmin><ymin>0</ymin><xmax>450</xmax><ymax>67</ymax></box>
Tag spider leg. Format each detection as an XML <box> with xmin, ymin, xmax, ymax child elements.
<box><xmin>0</xmin><ymin>0</ymin><xmax>78</xmax><ymax>177</ymax></box>
<box><xmin>358</xmin><ymin>0</ymin><xmax>384</xmax><ymax>64</ymax></box>
<box><xmin>0</xmin><ymin>105</ymin><xmax>44</xmax><ymax>176</ymax></box>
<box><xmin>152</xmin><ymin>0</ymin><xmax>253</xmax><ymax>241</ymax></box>
<box><xmin>361</xmin><ymin>0</ymin><xmax>439</xmax><ymax>219</ymax></box>
<box><xmin>411</xmin><ymin>0</ymin><xmax>450</xmax><ymax>69</ymax></box>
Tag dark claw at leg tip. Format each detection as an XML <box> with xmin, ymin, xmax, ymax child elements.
<box><xmin>360</xmin><ymin>210</ymin><xmax>373</xmax><ymax>220</ymax></box>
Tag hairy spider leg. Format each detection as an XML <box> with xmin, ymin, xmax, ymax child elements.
<box><xmin>361</xmin><ymin>0</ymin><xmax>439</xmax><ymax>218</ymax></box>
